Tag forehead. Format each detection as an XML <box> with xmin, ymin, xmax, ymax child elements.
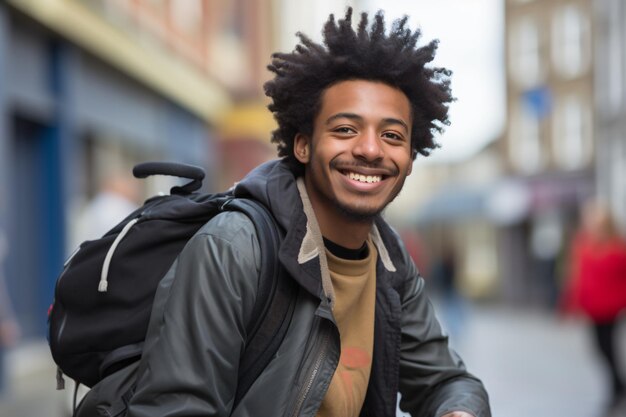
<box><xmin>317</xmin><ymin>80</ymin><xmax>412</xmax><ymax>123</ymax></box>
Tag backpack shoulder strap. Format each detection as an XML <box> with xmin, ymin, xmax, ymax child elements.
<box><xmin>221</xmin><ymin>198</ymin><xmax>297</xmax><ymax>406</ymax></box>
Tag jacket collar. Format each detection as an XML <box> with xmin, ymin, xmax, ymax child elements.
<box><xmin>289</xmin><ymin>177</ymin><xmax>398</xmax><ymax>306</ymax></box>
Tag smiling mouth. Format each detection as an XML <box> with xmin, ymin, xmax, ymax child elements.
<box><xmin>346</xmin><ymin>171</ymin><xmax>383</xmax><ymax>183</ymax></box>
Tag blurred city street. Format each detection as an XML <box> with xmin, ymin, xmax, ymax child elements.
<box><xmin>1</xmin><ymin>303</ymin><xmax>624</xmax><ymax>417</ymax></box>
<box><xmin>454</xmin><ymin>305</ymin><xmax>622</xmax><ymax>417</ymax></box>
<box><xmin>1</xmin><ymin>0</ymin><xmax>626</xmax><ymax>416</ymax></box>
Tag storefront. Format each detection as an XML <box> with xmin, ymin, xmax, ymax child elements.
<box><xmin>0</xmin><ymin>4</ymin><xmax>225</xmax><ymax>338</ymax></box>
<box><xmin>491</xmin><ymin>171</ymin><xmax>594</xmax><ymax>307</ymax></box>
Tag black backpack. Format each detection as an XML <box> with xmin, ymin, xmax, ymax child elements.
<box><xmin>48</xmin><ymin>162</ymin><xmax>296</xmax><ymax>403</ymax></box>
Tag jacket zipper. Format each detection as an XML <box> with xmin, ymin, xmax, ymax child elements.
<box><xmin>290</xmin><ymin>325</ymin><xmax>331</xmax><ymax>417</ymax></box>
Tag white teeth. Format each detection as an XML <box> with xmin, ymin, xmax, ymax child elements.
<box><xmin>348</xmin><ymin>172</ymin><xmax>382</xmax><ymax>183</ymax></box>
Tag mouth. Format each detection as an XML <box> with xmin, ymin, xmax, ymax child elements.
<box><xmin>346</xmin><ymin>171</ymin><xmax>383</xmax><ymax>184</ymax></box>
<box><xmin>332</xmin><ymin>161</ymin><xmax>397</xmax><ymax>188</ymax></box>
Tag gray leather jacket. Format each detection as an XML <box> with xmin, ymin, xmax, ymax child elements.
<box><xmin>81</xmin><ymin>159</ymin><xmax>490</xmax><ymax>417</ymax></box>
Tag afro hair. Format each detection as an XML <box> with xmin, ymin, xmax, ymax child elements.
<box><xmin>264</xmin><ymin>8</ymin><xmax>454</xmax><ymax>174</ymax></box>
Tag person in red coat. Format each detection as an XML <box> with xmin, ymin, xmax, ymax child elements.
<box><xmin>564</xmin><ymin>199</ymin><xmax>626</xmax><ymax>407</ymax></box>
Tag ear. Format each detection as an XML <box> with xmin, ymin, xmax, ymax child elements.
<box><xmin>407</xmin><ymin>149</ymin><xmax>417</xmax><ymax>176</ymax></box>
<box><xmin>294</xmin><ymin>134</ymin><xmax>311</xmax><ymax>164</ymax></box>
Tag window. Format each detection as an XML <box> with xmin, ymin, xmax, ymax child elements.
<box><xmin>551</xmin><ymin>94</ymin><xmax>592</xmax><ymax>169</ymax></box>
<box><xmin>606</xmin><ymin>0</ymin><xmax>623</xmax><ymax>113</ymax></box>
<box><xmin>510</xmin><ymin>101</ymin><xmax>544</xmax><ymax>173</ymax></box>
<box><xmin>145</xmin><ymin>0</ymin><xmax>165</xmax><ymax>8</ymax></box>
<box><xmin>170</xmin><ymin>0</ymin><xmax>203</xmax><ymax>36</ymax></box>
<box><xmin>510</xmin><ymin>16</ymin><xmax>544</xmax><ymax>88</ymax></box>
<box><xmin>610</xmin><ymin>138</ymin><xmax>626</xmax><ymax>227</ymax></box>
<box><xmin>551</xmin><ymin>4</ymin><xmax>590</xmax><ymax>79</ymax></box>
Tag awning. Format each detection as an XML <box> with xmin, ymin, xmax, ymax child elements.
<box><xmin>217</xmin><ymin>102</ymin><xmax>277</xmax><ymax>143</ymax></box>
<box><xmin>415</xmin><ymin>184</ymin><xmax>489</xmax><ymax>225</ymax></box>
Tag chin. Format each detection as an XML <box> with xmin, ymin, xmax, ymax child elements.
<box><xmin>334</xmin><ymin>200</ymin><xmax>384</xmax><ymax>223</ymax></box>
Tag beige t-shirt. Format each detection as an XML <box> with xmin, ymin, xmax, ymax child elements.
<box><xmin>315</xmin><ymin>241</ymin><xmax>378</xmax><ymax>417</ymax></box>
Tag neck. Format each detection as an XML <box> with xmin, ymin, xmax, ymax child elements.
<box><xmin>317</xmin><ymin>212</ymin><xmax>372</xmax><ymax>249</ymax></box>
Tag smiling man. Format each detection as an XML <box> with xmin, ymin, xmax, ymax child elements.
<box><xmin>294</xmin><ymin>80</ymin><xmax>414</xmax><ymax>247</ymax></box>
<box><xmin>118</xmin><ymin>8</ymin><xmax>491</xmax><ymax>417</ymax></box>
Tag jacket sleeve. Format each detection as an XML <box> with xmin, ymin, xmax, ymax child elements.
<box><xmin>397</xmin><ymin>258</ymin><xmax>491</xmax><ymax>417</ymax></box>
<box><xmin>126</xmin><ymin>212</ymin><xmax>261</xmax><ymax>417</ymax></box>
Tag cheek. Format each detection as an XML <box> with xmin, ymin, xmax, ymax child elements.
<box><xmin>311</xmin><ymin>146</ymin><xmax>337</xmax><ymax>167</ymax></box>
<box><xmin>391</xmin><ymin>150</ymin><xmax>412</xmax><ymax>171</ymax></box>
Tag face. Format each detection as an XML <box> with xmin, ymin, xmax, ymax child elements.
<box><xmin>582</xmin><ymin>202</ymin><xmax>612</xmax><ymax>239</ymax></box>
<box><xmin>294</xmin><ymin>80</ymin><xmax>413</xmax><ymax>225</ymax></box>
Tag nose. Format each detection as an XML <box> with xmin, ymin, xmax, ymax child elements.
<box><xmin>352</xmin><ymin>129</ymin><xmax>384</xmax><ymax>162</ymax></box>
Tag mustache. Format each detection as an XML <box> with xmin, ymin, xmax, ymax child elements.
<box><xmin>330</xmin><ymin>159</ymin><xmax>399</xmax><ymax>176</ymax></box>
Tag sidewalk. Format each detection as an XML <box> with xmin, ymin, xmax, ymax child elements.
<box><xmin>441</xmin><ymin>303</ymin><xmax>625</xmax><ymax>417</ymax></box>
<box><xmin>0</xmin><ymin>342</ymin><xmax>64</xmax><ymax>417</ymax></box>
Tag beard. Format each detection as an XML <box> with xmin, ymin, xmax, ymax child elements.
<box><xmin>330</xmin><ymin>177</ymin><xmax>406</xmax><ymax>223</ymax></box>
<box><xmin>333</xmin><ymin>199</ymin><xmax>380</xmax><ymax>223</ymax></box>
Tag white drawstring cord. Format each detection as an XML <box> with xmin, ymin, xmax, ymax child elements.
<box><xmin>99</xmin><ymin>218</ymin><xmax>139</xmax><ymax>292</ymax></box>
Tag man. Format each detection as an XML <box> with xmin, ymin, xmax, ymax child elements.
<box><xmin>126</xmin><ymin>9</ymin><xmax>490</xmax><ymax>417</ymax></box>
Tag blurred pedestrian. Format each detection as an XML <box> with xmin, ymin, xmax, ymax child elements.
<box><xmin>0</xmin><ymin>229</ymin><xmax>20</xmax><ymax>397</ymax></box>
<box><xmin>74</xmin><ymin>173</ymin><xmax>140</xmax><ymax>242</ymax></box>
<box><xmin>399</xmin><ymin>228</ymin><xmax>429</xmax><ymax>273</ymax></box>
<box><xmin>562</xmin><ymin>199</ymin><xmax>626</xmax><ymax>409</ymax></box>
<box><xmin>430</xmin><ymin>244</ymin><xmax>466</xmax><ymax>345</ymax></box>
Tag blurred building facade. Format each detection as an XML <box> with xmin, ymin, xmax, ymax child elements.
<box><xmin>594</xmin><ymin>0</ymin><xmax>626</xmax><ymax>231</ymax></box>
<box><xmin>0</xmin><ymin>0</ymin><xmax>278</xmax><ymax>340</ymax></box>
<box><xmin>412</xmin><ymin>141</ymin><xmax>505</xmax><ymax>300</ymax></box>
<box><xmin>501</xmin><ymin>0</ymin><xmax>595</xmax><ymax>306</ymax></box>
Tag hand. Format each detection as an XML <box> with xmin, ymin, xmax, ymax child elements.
<box><xmin>441</xmin><ymin>412</ymin><xmax>475</xmax><ymax>417</ymax></box>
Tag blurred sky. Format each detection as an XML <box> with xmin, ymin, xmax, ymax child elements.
<box><xmin>372</xmin><ymin>0</ymin><xmax>506</xmax><ymax>164</ymax></box>
<box><xmin>278</xmin><ymin>0</ymin><xmax>506</xmax><ymax>164</ymax></box>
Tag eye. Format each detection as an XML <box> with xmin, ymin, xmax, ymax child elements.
<box><xmin>333</xmin><ymin>126</ymin><xmax>356</xmax><ymax>135</ymax></box>
<box><xmin>382</xmin><ymin>131</ymin><xmax>404</xmax><ymax>141</ymax></box>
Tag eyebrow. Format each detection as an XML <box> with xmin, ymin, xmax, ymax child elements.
<box><xmin>326</xmin><ymin>112</ymin><xmax>409</xmax><ymax>132</ymax></box>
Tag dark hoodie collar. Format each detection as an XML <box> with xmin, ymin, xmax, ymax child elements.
<box><xmin>233</xmin><ymin>160</ymin><xmax>325</xmax><ymax>299</ymax></box>
<box><xmin>233</xmin><ymin>159</ymin><xmax>297</xmax><ymax>233</ymax></box>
